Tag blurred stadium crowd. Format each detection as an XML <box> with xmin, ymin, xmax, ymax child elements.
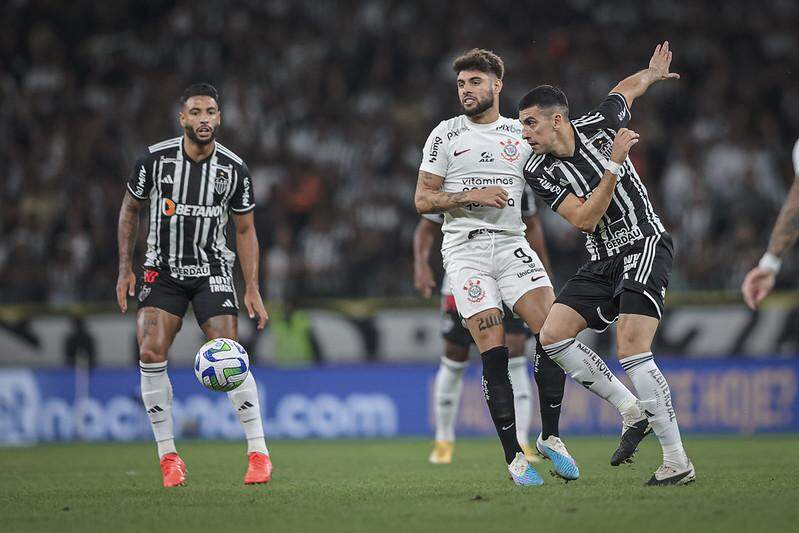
<box><xmin>1</xmin><ymin>0</ymin><xmax>798</xmax><ymax>305</ymax></box>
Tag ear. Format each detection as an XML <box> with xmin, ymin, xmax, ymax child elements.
<box><xmin>178</xmin><ymin>109</ymin><xmax>186</xmax><ymax>127</ymax></box>
<box><xmin>494</xmin><ymin>78</ymin><xmax>503</xmax><ymax>95</ymax></box>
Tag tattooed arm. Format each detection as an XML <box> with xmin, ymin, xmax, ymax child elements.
<box><xmin>117</xmin><ymin>191</ymin><xmax>142</xmax><ymax>312</ymax></box>
<box><xmin>414</xmin><ymin>170</ymin><xmax>509</xmax><ymax>214</ymax></box>
<box><xmin>742</xmin><ymin>147</ymin><xmax>799</xmax><ymax>310</ymax></box>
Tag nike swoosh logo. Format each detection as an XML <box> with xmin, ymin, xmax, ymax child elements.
<box><xmin>501</xmin><ymin>423</ymin><xmax>515</xmax><ymax>431</ymax></box>
<box><xmin>454</xmin><ymin>149</ymin><xmax>471</xmax><ymax>157</ymax></box>
<box><xmin>531</xmin><ymin>275</ymin><xmax>546</xmax><ymax>282</ymax></box>
<box><xmin>550</xmin><ymin>403</ymin><xmax>562</xmax><ymax>409</ymax></box>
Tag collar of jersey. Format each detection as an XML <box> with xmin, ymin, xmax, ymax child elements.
<box><xmin>462</xmin><ymin>115</ymin><xmax>504</xmax><ymax>129</ymax></box>
<box><xmin>181</xmin><ymin>138</ymin><xmax>218</xmax><ymax>164</ymax></box>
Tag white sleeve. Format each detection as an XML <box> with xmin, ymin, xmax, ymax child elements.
<box><xmin>419</xmin><ymin>122</ymin><xmax>448</xmax><ymax>177</ymax></box>
<box><xmin>421</xmin><ymin>213</ymin><xmax>444</xmax><ymax>224</ymax></box>
<box><xmin>793</xmin><ymin>138</ymin><xmax>799</xmax><ymax>176</ymax></box>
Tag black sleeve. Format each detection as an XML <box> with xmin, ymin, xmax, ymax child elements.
<box><xmin>593</xmin><ymin>92</ymin><xmax>631</xmax><ymax>131</ymax></box>
<box><xmin>524</xmin><ymin>164</ymin><xmax>569</xmax><ymax>213</ymax></box>
<box><xmin>230</xmin><ymin>162</ymin><xmax>255</xmax><ymax>213</ymax></box>
<box><xmin>126</xmin><ymin>154</ymin><xmax>154</xmax><ymax>200</ymax></box>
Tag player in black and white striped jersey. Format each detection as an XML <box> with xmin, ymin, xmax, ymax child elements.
<box><xmin>116</xmin><ymin>83</ymin><xmax>271</xmax><ymax>487</ymax></box>
<box><xmin>414</xmin><ymin>185</ymin><xmax>564</xmax><ymax>465</ymax></box>
<box><xmin>518</xmin><ymin>42</ymin><xmax>694</xmax><ymax>485</ymax></box>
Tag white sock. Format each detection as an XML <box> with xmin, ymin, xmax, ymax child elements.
<box><xmin>544</xmin><ymin>338</ymin><xmax>640</xmax><ymax>419</ymax></box>
<box><xmin>228</xmin><ymin>372</ymin><xmax>269</xmax><ymax>455</ymax></box>
<box><xmin>620</xmin><ymin>352</ymin><xmax>686</xmax><ymax>466</ymax></box>
<box><xmin>433</xmin><ymin>357</ymin><xmax>468</xmax><ymax>442</ymax></box>
<box><xmin>508</xmin><ymin>356</ymin><xmax>532</xmax><ymax>447</ymax></box>
<box><xmin>140</xmin><ymin>361</ymin><xmax>177</xmax><ymax>459</ymax></box>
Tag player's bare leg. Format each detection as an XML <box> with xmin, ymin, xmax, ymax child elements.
<box><xmin>430</xmin><ymin>341</ymin><xmax>469</xmax><ymax>464</ymax></box>
<box><xmin>202</xmin><ymin>315</ymin><xmax>271</xmax><ymax>484</ymax></box>
<box><xmin>538</xmin><ymin>303</ymin><xmax>648</xmax><ymax>465</ymax></box>
<box><xmin>513</xmin><ymin>288</ymin><xmax>578</xmax><ymax>479</ymax></box>
<box><xmin>466</xmin><ymin>308</ymin><xmax>542</xmax><ymax>485</ymax></box>
<box><xmin>616</xmin><ymin>309</ymin><xmax>694</xmax><ymax>485</ymax></box>
<box><xmin>137</xmin><ymin>307</ymin><xmax>185</xmax><ymax>487</ymax></box>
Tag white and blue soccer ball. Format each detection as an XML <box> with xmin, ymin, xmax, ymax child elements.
<box><xmin>194</xmin><ymin>338</ymin><xmax>249</xmax><ymax>392</ymax></box>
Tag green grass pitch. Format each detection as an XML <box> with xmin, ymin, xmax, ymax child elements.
<box><xmin>2</xmin><ymin>435</ymin><xmax>798</xmax><ymax>533</ymax></box>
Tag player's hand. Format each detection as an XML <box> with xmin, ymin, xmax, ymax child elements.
<box><xmin>244</xmin><ymin>288</ymin><xmax>269</xmax><ymax>330</ymax></box>
<box><xmin>610</xmin><ymin>128</ymin><xmax>639</xmax><ymax>164</ymax></box>
<box><xmin>414</xmin><ymin>262</ymin><xmax>436</xmax><ymax>299</ymax></box>
<box><xmin>468</xmin><ymin>186</ymin><xmax>509</xmax><ymax>208</ymax></box>
<box><xmin>648</xmin><ymin>41</ymin><xmax>680</xmax><ymax>82</ymax></box>
<box><xmin>116</xmin><ymin>269</ymin><xmax>136</xmax><ymax>313</ymax></box>
<box><xmin>741</xmin><ymin>266</ymin><xmax>776</xmax><ymax>310</ymax></box>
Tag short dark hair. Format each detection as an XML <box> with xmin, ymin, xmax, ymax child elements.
<box><xmin>517</xmin><ymin>85</ymin><xmax>569</xmax><ymax>118</ymax></box>
<box><xmin>180</xmin><ymin>83</ymin><xmax>220</xmax><ymax>108</ymax></box>
<box><xmin>452</xmin><ymin>48</ymin><xmax>504</xmax><ymax>80</ymax></box>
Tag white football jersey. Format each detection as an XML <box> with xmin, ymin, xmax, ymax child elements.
<box><xmin>421</xmin><ymin>184</ymin><xmax>538</xmax><ymax>297</ymax></box>
<box><xmin>793</xmin><ymin>137</ymin><xmax>799</xmax><ymax>176</ymax></box>
<box><xmin>419</xmin><ymin>115</ymin><xmax>532</xmax><ymax>252</ymax></box>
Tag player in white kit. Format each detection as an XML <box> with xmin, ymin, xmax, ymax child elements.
<box><xmin>414</xmin><ymin>49</ymin><xmax>578</xmax><ymax>486</ymax></box>
<box><xmin>414</xmin><ymin>187</ymin><xmax>566</xmax><ymax>466</ymax></box>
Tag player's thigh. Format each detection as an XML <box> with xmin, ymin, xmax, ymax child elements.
<box><xmin>616</xmin><ymin>311</ymin><xmax>659</xmax><ymax>359</ymax></box>
<box><xmin>441</xmin><ymin>294</ymin><xmax>473</xmax><ymax>355</ymax></box>
<box><xmin>444</xmin><ymin>261</ymin><xmax>503</xmax><ymax>326</ymax></box>
<box><xmin>538</xmin><ymin>303</ymin><xmax>588</xmax><ymax>347</ymax></box>
<box><xmin>512</xmin><ymin>285</ymin><xmax>556</xmax><ymax>335</ymax></box>
<box><xmin>191</xmin><ymin>275</ymin><xmax>239</xmax><ymax>331</ymax></box>
<box><xmin>547</xmin><ymin>265</ymin><xmax>616</xmax><ymax>340</ymax></box>
<box><xmin>136</xmin><ymin>307</ymin><xmax>183</xmax><ymax>363</ymax></box>
<box><xmin>496</xmin><ymin>239</ymin><xmax>552</xmax><ymax>328</ymax></box>
<box><xmin>503</xmin><ymin>304</ymin><xmax>531</xmax><ymax>358</ymax></box>
<box><xmin>464</xmin><ymin>307</ymin><xmax>506</xmax><ymax>353</ymax></box>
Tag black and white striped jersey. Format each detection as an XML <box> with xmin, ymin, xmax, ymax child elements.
<box><xmin>523</xmin><ymin>93</ymin><xmax>665</xmax><ymax>261</ymax></box>
<box><xmin>126</xmin><ymin>137</ymin><xmax>255</xmax><ymax>279</ymax></box>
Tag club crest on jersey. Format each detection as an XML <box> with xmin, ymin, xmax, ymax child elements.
<box><xmin>499</xmin><ymin>138</ymin><xmax>520</xmax><ymax>162</ymax></box>
<box><xmin>214</xmin><ymin>170</ymin><xmax>230</xmax><ymax>194</ymax></box>
<box><xmin>463</xmin><ymin>278</ymin><xmax>485</xmax><ymax>303</ymax></box>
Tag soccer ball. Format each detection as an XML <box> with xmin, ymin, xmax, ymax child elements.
<box><xmin>194</xmin><ymin>338</ymin><xmax>249</xmax><ymax>392</ymax></box>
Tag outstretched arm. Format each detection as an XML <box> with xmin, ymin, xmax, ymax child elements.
<box><xmin>742</xmin><ymin>175</ymin><xmax>799</xmax><ymax>309</ymax></box>
<box><xmin>117</xmin><ymin>192</ymin><xmax>142</xmax><ymax>312</ymax></box>
<box><xmin>611</xmin><ymin>41</ymin><xmax>680</xmax><ymax>109</ymax></box>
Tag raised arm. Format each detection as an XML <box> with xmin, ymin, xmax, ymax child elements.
<box><xmin>413</xmin><ymin>217</ymin><xmax>439</xmax><ymax>298</ymax></box>
<box><xmin>414</xmin><ymin>170</ymin><xmax>508</xmax><ymax>214</ymax></box>
<box><xmin>611</xmin><ymin>41</ymin><xmax>680</xmax><ymax>109</ymax></box>
<box><xmin>554</xmin><ymin>129</ymin><xmax>640</xmax><ymax>233</ymax></box>
<box><xmin>116</xmin><ymin>191</ymin><xmax>143</xmax><ymax>312</ymax></box>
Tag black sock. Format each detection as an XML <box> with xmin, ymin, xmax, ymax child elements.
<box><xmin>534</xmin><ymin>334</ymin><xmax>565</xmax><ymax>440</ymax></box>
<box><xmin>481</xmin><ymin>345</ymin><xmax>522</xmax><ymax>464</ymax></box>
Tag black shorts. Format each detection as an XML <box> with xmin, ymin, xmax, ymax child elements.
<box><xmin>136</xmin><ymin>268</ymin><xmax>239</xmax><ymax>326</ymax></box>
<box><xmin>440</xmin><ymin>294</ymin><xmax>531</xmax><ymax>347</ymax></box>
<box><xmin>555</xmin><ymin>233</ymin><xmax>673</xmax><ymax>331</ymax></box>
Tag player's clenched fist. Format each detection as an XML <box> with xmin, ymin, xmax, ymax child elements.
<box><xmin>610</xmin><ymin>128</ymin><xmax>640</xmax><ymax>165</ymax></box>
<box><xmin>468</xmin><ymin>186</ymin><xmax>509</xmax><ymax>208</ymax></box>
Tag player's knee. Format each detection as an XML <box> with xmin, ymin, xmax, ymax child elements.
<box><xmin>538</xmin><ymin>322</ymin><xmax>561</xmax><ymax>348</ymax></box>
<box><xmin>444</xmin><ymin>342</ymin><xmax>469</xmax><ymax>362</ymax></box>
<box><xmin>616</xmin><ymin>328</ymin><xmax>651</xmax><ymax>358</ymax></box>
<box><xmin>139</xmin><ymin>347</ymin><xmax>167</xmax><ymax>364</ymax></box>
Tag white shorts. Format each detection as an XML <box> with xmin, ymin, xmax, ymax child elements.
<box><xmin>442</xmin><ymin>233</ymin><xmax>552</xmax><ymax>319</ymax></box>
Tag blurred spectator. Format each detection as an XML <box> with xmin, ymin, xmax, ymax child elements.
<box><xmin>1</xmin><ymin>0</ymin><xmax>798</xmax><ymax>305</ymax></box>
